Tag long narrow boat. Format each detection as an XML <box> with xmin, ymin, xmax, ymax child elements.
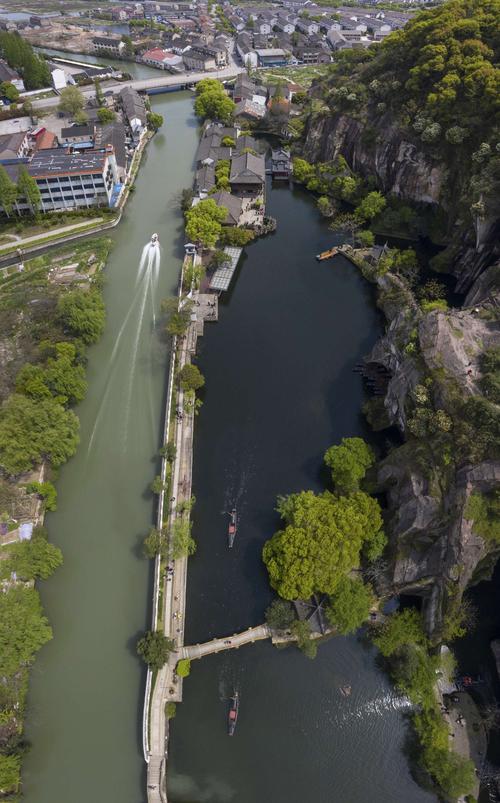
<box><xmin>228</xmin><ymin>691</ymin><xmax>239</xmax><ymax>736</ymax></box>
<box><xmin>228</xmin><ymin>508</ymin><xmax>237</xmax><ymax>548</ymax></box>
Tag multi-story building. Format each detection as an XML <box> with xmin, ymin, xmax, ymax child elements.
<box><xmin>92</xmin><ymin>36</ymin><xmax>126</xmax><ymax>57</ymax></box>
<box><xmin>24</xmin><ymin>147</ymin><xmax>120</xmax><ymax>211</ymax></box>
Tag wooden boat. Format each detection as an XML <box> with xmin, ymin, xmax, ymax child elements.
<box><xmin>228</xmin><ymin>691</ymin><xmax>239</xmax><ymax>735</ymax></box>
<box><xmin>228</xmin><ymin>508</ymin><xmax>237</xmax><ymax>548</ymax></box>
<box><xmin>316</xmin><ymin>247</ymin><xmax>338</xmax><ymax>261</ymax></box>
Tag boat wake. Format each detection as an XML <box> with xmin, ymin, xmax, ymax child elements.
<box><xmin>87</xmin><ymin>238</ymin><xmax>161</xmax><ymax>457</ymax></box>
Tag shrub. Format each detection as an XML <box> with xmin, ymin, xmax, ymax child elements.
<box><xmin>176</xmin><ymin>658</ymin><xmax>191</xmax><ymax>677</ymax></box>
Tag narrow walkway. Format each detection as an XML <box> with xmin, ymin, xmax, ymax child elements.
<box><xmin>181</xmin><ymin>624</ymin><xmax>271</xmax><ymax>660</ymax></box>
<box><xmin>147</xmin><ymin>279</ymin><xmax>217</xmax><ymax>803</ymax></box>
<box><xmin>0</xmin><ymin>217</ymin><xmax>105</xmax><ymax>253</ymax></box>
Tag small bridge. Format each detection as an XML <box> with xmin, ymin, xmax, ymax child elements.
<box><xmin>180</xmin><ymin>624</ymin><xmax>271</xmax><ymax>660</ymax></box>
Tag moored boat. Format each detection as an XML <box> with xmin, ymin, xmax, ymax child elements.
<box><xmin>228</xmin><ymin>691</ymin><xmax>239</xmax><ymax>735</ymax></box>
<box><xmin>228</xmin><ymin>508</ymin><xmax>237</xmax><ymax>548</ymax></box>
<box><xmin>316</xmin><ymin>247</ymin><xmax>338</xmax><ymax>261</ymax></box>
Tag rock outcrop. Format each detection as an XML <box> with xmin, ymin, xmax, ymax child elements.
<box><xmin>363</xmin><ymin>268</ymin><xmax>500</xmax><ymax>638</ymax></box>
<box><xmin>302</xmin><ymin>112</ymin><xmax>500</xmax><ymax>290</ymax></box>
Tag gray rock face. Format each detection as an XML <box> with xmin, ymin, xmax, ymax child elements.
<box><xmin>302</xmin><ymin>112</ymin><xmax>500</xmax><ymax>290</ymax></box>
<box><xmin>303</xmin><ymin>112</ymin><xmax>444</xmax><ymax>204</ymax></box>
<box><xmin>363</xmin><ymin>271</ymin><xmax>500</xmax><ymax>638</ymax></box>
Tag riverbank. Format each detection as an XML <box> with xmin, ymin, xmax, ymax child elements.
<box><xmin>0</xmin><ymin>236</ymin><xmax>111</xmax><ymax>798</ymax></box>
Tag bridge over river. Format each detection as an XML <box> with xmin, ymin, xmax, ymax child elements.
<box><xmin>180</xmin><ymin>624</ymin><xmax>271</xmax><ymax>660</ymax></box>
<box><xmin>30</xmin><ymin>65</ymin><xmax>244</xmax><ymax>110</ymax></box>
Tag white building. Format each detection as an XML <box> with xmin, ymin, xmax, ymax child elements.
<box><xmin>51</xmin><ymin>67</ymin><xmax>74</xmax><ymax>91</ymax></box>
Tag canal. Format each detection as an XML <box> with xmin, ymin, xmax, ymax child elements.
<box><xmin>22</xmin><ymin>93</ymin><xmax>198</xmax><ymax>803</ymax></box>
<box><xmin>167</xmin><ymin>184</ymin><xmax>436</xmax><ymax>803</ymax></box>
<box><xmin>22</xmin><ymin>93</ymin><xmax>436</xmax><ymax>803</ymax></box>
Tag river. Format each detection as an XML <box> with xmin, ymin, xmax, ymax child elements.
<box><xmin>35</xmin><ymin>47</ymin><xmax>162</xmax><ymax>80</ymax></box>
<box><xmin>22</xmin><ymin>94</ymin><xmax>435</xmax><ymax>803</ymax></box>
<box><xmin>22</xmin><ymin>93</ymin><xmax>198</xmax><ymax>803</ymax></box>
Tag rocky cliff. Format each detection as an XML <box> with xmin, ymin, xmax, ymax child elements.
<box><xmin>362</xmin><ymin>268</ymin><xmax>500</xmax><ymax>639</ymax></box>
<box><xmin>303</xmin><ymin>112</ymin><xmax>500</xmax><ymax>291</ymax></box>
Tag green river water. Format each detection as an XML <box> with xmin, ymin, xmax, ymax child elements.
<box><xmin>22</xmin><ymin>93</ymin><xmax>198</xmax><ymax>803</ymax></box>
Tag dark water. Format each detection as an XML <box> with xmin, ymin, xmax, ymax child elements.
<box><xmin>168</xmin><ymin>183</ymin><xmax>436</xmax><ymax>803</ymax></box>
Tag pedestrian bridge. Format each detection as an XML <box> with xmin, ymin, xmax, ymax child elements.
<box><xmin>180</xmin><ymin>624</ymin><xmax>271</xmax><ymax>660</ymax></box>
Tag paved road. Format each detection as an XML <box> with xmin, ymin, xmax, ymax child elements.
<box><xmin>31</xmin><ymin>66</ymin><xmax>244</xmax><ymax>110</ymax></box>
<box><xmin>182</xmin><ymin>625</ymin><xmax>271</xmax><ymax>660</ymax></box>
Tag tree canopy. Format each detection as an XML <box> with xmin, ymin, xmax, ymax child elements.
<box><xmin>0</xmin><ymin>586</ymin><xmax>52</xmax><ymax>677</ymax></box>
<box><xmin>185</xmin><ymin>198</ymin><xmax>227</xmax><ymax>248</ymax></box>
<box><xmin>4</xmin><ymin>535</ymin><xmax>63</xmax><ymax>581</ymax></box>
<box><xmin>0</xmin><ymin>31</ymin><xmax>50</xmax><ymax>89</ymax></box>
<box><xmin>326</xmin><ymin>576</ymin><xmax>373</xmax><ymax>634</ymax></box>
<box><xmin>57</xmin><ymin>289</ymin><xmax>106</xmax><ymax>344</ymax></box>
<box><xmin>263</xmin><ymin>489</ymin><xmax>384</xmax><ymax>599</ymax></box>
<box><xmin>178</xmin><ymin>363</ymin><xmax>205</xmax><ymax>392</ymax></box>
<box><xmin>147</xmin><ymin>111</ymin><xmax>164</xmax><ymax>131</ymax></box>
<box><xmin>58</xmin><ymin>85</ymin><xmax>86</xmax><ymax>117</ymax></box>
<box><xmin>16</xmin><ymin>342</ymin><xmax>87</xmax><ymax>406</ymax></box>
<box><xmin>372</xmin><ymin>608</ymin><xmax>427</xmax><ymax>657</ymax></box>
<box><xmin>324</xmin><ymin>436</ymin><xmax>375</xmax><ymax>493</ymax></box>
<box><xmin>0</xmin><ymin>394</ymin><xmax>79</xmax><ymax>475</ymax></box>
<box><xmin>97</xmin><ymin>107</ymin><xmax>116</xmax><ymax>124</ymax></box>
<box><xmin>137</xmin><ymin>631</ymin><xmax>174</xmax><ymax>671</ymax></box>
<box><xmin>17</xmin><ymin>165</ymin><xmax>41</xmax><ymax>214</ymax></box>
<box><xmin>194</xmin><ymin>80</ymin><xmax>235</xmax><ymax>124</ymax></box>
<box><xmin>265</xmin><ymin>599</ymin><xmax>295</xmax><ymax>631</ymax></box>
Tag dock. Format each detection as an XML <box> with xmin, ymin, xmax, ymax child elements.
<box><xmin>208</xmin><ymin>246</ymin><xmax>243</xmax><ymax>292</ymax></box>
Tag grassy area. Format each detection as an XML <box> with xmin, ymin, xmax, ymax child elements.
<box><xmin>259</xmin><ymin>64</ymin><xmax>331</xmax><ymax>89</ymax></box>
<box><xmin>0</xmin><ymin>218</ymin><xmax>117</xmax><ymax>257</ymax></box>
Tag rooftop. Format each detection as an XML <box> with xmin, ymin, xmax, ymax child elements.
<box><xmin>28</xmin><ymin>148</ymin><xmax>110</xmax><ymax>178</ymax></box>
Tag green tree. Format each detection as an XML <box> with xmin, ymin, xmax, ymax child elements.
<box><xmin>291</xmin><ymin>619</ymin><xmax>317</xmax><ymax>659</ymax></box>
<box><xmin>263</xmin><ymin>490</ymin><xmax>384</xmax><ymax>599</ymax></box>
<box><xmin>57</xmin><ymin>289</ymin><xmax>105</xmax><ymax>344</ymax></box>
<box><xmin>25</xmin><ymin>480</ymin><xmax>58</xmax><ymax>511</ymax></box>
<box><xmin>0</xmin><ymin>394</ymin><xmax>79</xmax><ymax>475</ymax></box>
<box><xmin>219</xmin><ymin>227</ymin><xmax>254</xmax><ymax>247</ymax></box>
<box><xmin>292</xmin><ymin>158</ymin><xmax>314</xmax><ymax>183</ymax></box>
<box><xmin>121</xmin><ymin>34</ymin><xmax>134</xmax><ymax>57</ymax></box>
<box><xmin>185</xmin><ymin>198</ymin><xmax>227</xmax><ymax>248</ymax></box>
<box><xmin>355</xmin><ymin>191</ymin><xmax>387</xmax><ymax>222</ymax></box>
<box><xmin>265</xmin><ymin>598</ymin><xmax>295</xmax><ymax>631</ymax></box>
<box><xmin>176</xmin><ymin>658</ymin><xmax>191</xmax><ymax>677</ymax></box>
<box><xmin>356</xmin><ymin>229</ymin><xmax>375</xmax><ymax>247</ymax></box>
<box><xmin>0</xmin><ymin>586</ymin><xmax>52</xmax><ymax>676</ymax></box>
<box><xmin>326</xmin><ymin>576</ymin><xmax>373</xmax><ymax>634</ymax></box>
<box><xmin>171</xmin><ymin>518</ymin><xmax>196</xmax><ymax>559</ymax></box>
<box><xmin>162</xmin><ymin>297</ymin><xmax>192</xmax><ymax>337</ymax></box>
<box><xmin>0</xmin><ymin>164</ymin><xmax>18</xmax><ymax>217</ymax></box>
<box><xmin>0</xmin><ymin>80</ymin><xmax>19</xmax><ymax>102</ymax></box>
<box><xmin>136</xmin><ymin>631</ymin><xmax>174</xmax><ymax>671</ymax></box>
<box><xmin>0</xmin><ymin>754</ymin><xmax>20</xmax><ymax>793</ymax></box>
<box><xmin>5</xmin><ymin>535</ymin><xmax>63</xmax><ymax>580</ymax></box>
<box><xmin>372</xmin><ymin>609</ymin><xmax>426</xmax><ymax>657</ymax></box>
<box><xmin>465</xmin><ymin>491</ymin><xmax>500</xmax><ymax>542</ymax></box>
<box><xmin>195</xmin><ymin>78</ymin><xmax>221</xmax><ymax>95</ymax></box>
<box><xmin>74</xmin><ymin>109</ymin><xmax>89</xmax><ymax>125</ymax></box>
<box><xmin>194</xmin><ymin>88</ymin><xmax>235</xmax><ymax>123</ymax></box>
<box><xmin>143</xmin><ymin>527</ymin><xmax>168</xmax><ymax>559</ymax></box>
<box><xmin>147</xmin><ymin>111</ymin><xmax>164</xmax><ymax>131</ymax></box>
<box><xmin>17</xmin><ymin>165</ymin><xmax>41</xmax><ymax>215</ymax></box>
<box><xmin>0</xmin><ymin>31</ymin><xmax>50</xmax><ymax>89</ymax></box>
<box><xmin>58</xmin><ymin>85</ymin><xmax>86</xmax><ymax>117</ymax></box>
<box><xmin>178</xmin><ymin>363</ymin><xmax>205</xmax><ymax>392</ymax></box>
<box><xmin>94</xmin><ymin>78</ymin><xmax>104</xmax><ymax>106</ymax></box>
<box><xmin>324</xmin><ymin>437</ymin><xmax>375</xmax><ymax>494</ymax></box>
<box><xmin>16</xmin><ymin>342</ymin><xmax>87</xmax><ymax>406</ymax></box>
<box><xmin>97</xmin><ymin>107</ymin><xmax>116</xmax><ymax>123</ymax></box>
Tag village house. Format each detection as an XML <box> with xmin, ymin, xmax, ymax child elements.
<box><xmin>59</xmin><ymin>125</ymin><xmax>95</xmax><ymax>148</ymax></box>
<box><xmin>211</xmin><ymin>190</ymin><xmax>243</xmax><ymax>225</ymax></box>
<box><xmin>255</xmin><ymin>48</ymin><xmax>287</xmax><ymax>67</ymax></box>
<box><xmin>233</xmin><ymin>98</ymin><xmax>267</xmax><ymax>123</ymax></box>
<box><xmin>183</xmin><ymin>47</ymin><xmax>216</xmax><ymax>71</ymax></box>
<box><xmin>119</xmin><ymin>87</ymin><xmax>148</xmax><ymax>140</ymax></box>
<box><xmin>271</xmin><ymin>148</ymin><xmax>291</xmax><ymax>179</ymax></box>
<box><xmin>0</xmin><ymin>132</ymin><xmax>30</xmax><ymax>163</ymax></box>
<box><xmin>0</xmin><ymin>60</ymin><xmax>25</xmax><ymax>92</ymax></box>
<box><xmin>141</xmin><ymin>48</ymin><xmax>183</xmax><ymax>70</ymax></box>
<box><xmin>229</xmin><ymin>151</ymin><xmax>266</xmax><ymax>195</ymax></box>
